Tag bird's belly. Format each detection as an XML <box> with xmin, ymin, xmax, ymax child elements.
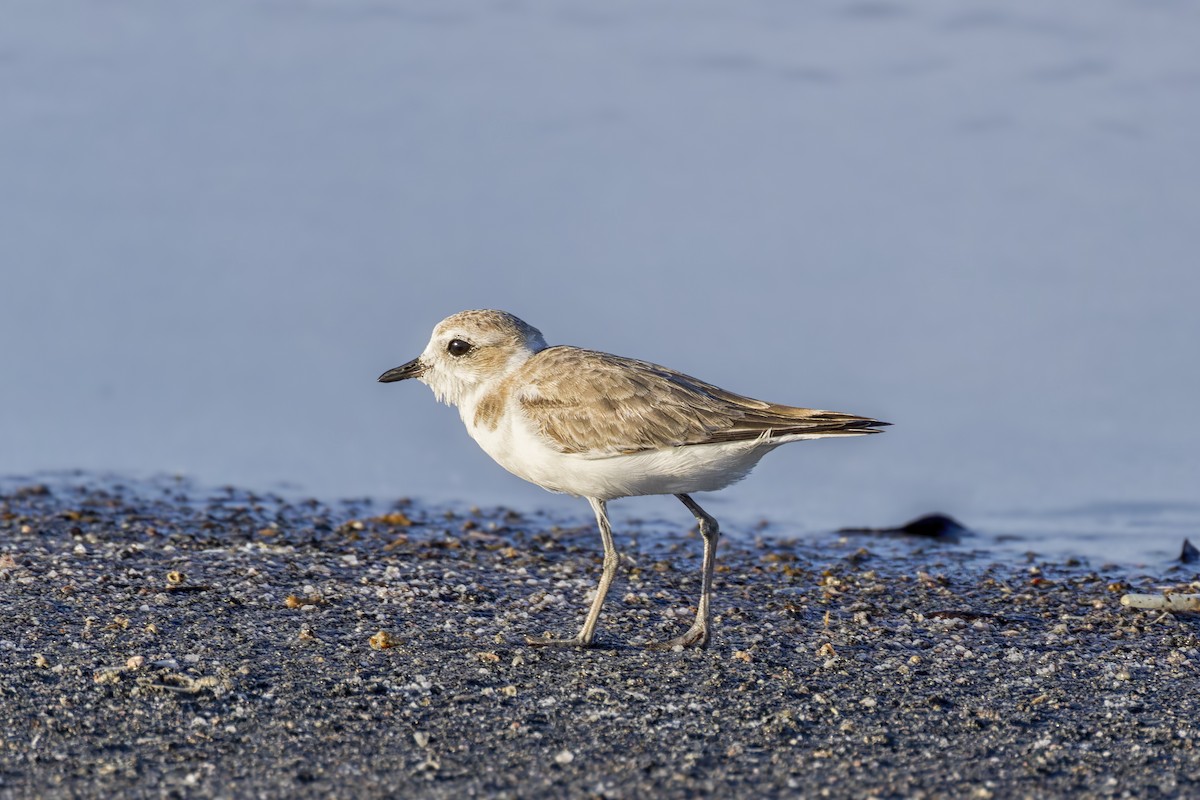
<box><xmin>471</xmin><ymin>418</ymin><xmax>777</xmax><ymax>500</ymax></box>
<box><xmin>574</xmin><ymin>444</ymin><xmax>776</xmax><ymax>499</ymax></box>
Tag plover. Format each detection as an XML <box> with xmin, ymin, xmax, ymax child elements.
<box><xmin>379</xmin><ymin>309</ymin><xmax>887</xmax><ymax>649</ymax></box>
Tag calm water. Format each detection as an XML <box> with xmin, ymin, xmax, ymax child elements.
<box><xmin>2</xmin><ymin>1</ymin><xmax>1198</xmax><ymax>564</ymax></box>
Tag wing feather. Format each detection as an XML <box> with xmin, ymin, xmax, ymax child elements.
<box><xmin>515</xmin><ymin>347</ymin><xmax>887</xmax><ymax>456</ymax></box>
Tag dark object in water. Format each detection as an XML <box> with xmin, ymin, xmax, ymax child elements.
<box><xmin>1180</xmin><ymin>538</ymin><xmax>1199</xmax><ymax>564</ymax></box>
<box><xmin>898</xmin><ymin>514</ymin><xmax>969</xmax><ymax>538</ymax></box>
<box><xmin>839</xmin><ymin>513</ymin><xmax>970</xmax><ymax>542</ymax></box>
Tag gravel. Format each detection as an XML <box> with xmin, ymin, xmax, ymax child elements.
<box><xmin>2</xmin><ymin>480</ymin><xmax>1199</xmax><ymax>799</ymax></box>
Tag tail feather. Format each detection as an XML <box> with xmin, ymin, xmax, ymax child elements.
<box><xmin>705</xmin><ymin>409</ymin><xmax>889</xmax><ymax>445</ymax></box>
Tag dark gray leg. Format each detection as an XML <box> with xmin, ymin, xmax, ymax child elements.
<box><xmin>647</xmin><ymin>493</ymin><xmax>720</xmax><ymax>649</ymax></box>
<box><xmin>526</xmin><ymin>497</ymin><xmax>617</xmax><ymax>648</ymax></box>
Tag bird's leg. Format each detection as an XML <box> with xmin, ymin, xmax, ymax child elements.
<box><xmin>526</xmin><ymin>497</ymin><xmax>617</xmax><ymax>648</ymax></box>
<box><xmin>647</xmin><ymin>494</ymin><xmax>720</xmax><ymax>650</ymax></box>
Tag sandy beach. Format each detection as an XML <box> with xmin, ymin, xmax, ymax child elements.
<box><xmin>1</xmin><ymin>480</ymin><xmax>1198</xmax><ymax>799</ymax></box>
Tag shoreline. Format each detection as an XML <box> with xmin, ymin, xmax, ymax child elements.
<box><xmin>2</xmin><ymin>481</ymin><xmax>1198</xmax><ymax>798</ymax></box>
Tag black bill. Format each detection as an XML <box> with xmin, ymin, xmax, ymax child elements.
<box><xmin>378</xmin><ymin>358</ymin><xmax>425</xmax><ymax>383</ymax></box>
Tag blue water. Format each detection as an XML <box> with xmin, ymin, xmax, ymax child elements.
<box><xmin>2</xmin><ymin>1</ymin><xmax>1198</xmax><ymax>565</ymax></box>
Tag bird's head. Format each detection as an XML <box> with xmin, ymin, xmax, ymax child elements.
<box><xmin>378</xmin><ymin>309</ymin><xmax>548</xmax><ymax>407</ymax></box>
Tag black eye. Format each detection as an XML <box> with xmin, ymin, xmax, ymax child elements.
<box><xmin>447</xmin><ymin>339</ymin><xmax>472</xmax><ymax>357</ymax></box>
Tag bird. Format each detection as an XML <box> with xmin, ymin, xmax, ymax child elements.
<box><xmin>379</xmin><ymin>309</ymin><xmax>887</xmax><ymax>649</ymax></box>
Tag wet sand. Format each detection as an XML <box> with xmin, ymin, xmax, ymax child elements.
<box><xmin>1</xmin><ymin>481</ymin><xmax>1198</xmax><ymax>799</ymax></box>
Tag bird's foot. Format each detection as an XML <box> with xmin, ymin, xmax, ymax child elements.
<box><xmin>524</xmin><ymin>633</ymin><xmax>593</xmax><ymax>648</ymax></box>
<box><xmin>646</xmin><ymin>624</ymin><xmax>709</xmax><ymax>650</ymax></box>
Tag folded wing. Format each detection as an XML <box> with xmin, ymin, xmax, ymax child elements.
<box><xmin>516</xmin><ymin>347</ymin><xmax>888</xmax><ymax>457</ymax></box>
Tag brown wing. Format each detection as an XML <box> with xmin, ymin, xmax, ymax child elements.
<box><xmin>515</xmin><ymin>347</ymin><xmax>887</xmax><ymax>456</ymax></box>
